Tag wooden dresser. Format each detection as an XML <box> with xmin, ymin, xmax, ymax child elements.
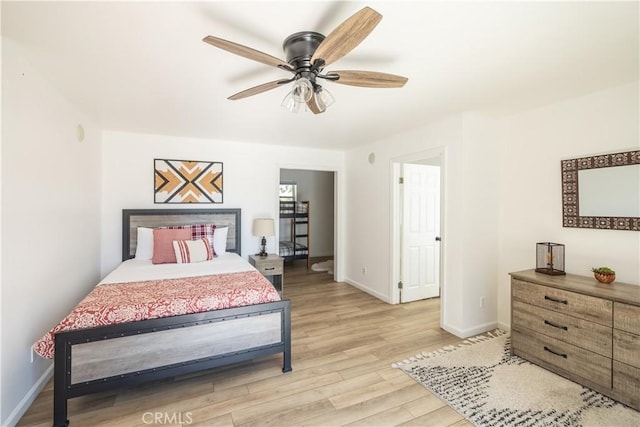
<box><xmin>510</xmin><ymin>269</ymin><xmax>640</xmax><ymax>410</ymax></box>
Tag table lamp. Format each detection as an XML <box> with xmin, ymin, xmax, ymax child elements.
<box><xmin>252</xmin><ymin>218</ymin><xmax>275</xmax><ymax>257</ymax></box>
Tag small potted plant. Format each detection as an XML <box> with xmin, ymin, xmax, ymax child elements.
<box><xmin>592</xmin><ymin>267</ymin><xmax>616</xmax><ymax>284</ymax></box>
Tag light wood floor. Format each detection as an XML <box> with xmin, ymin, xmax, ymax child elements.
<box><xmin>18</xmin><ymin>260</ymin><xmax>470</xmax><ymax>427</ymax></box>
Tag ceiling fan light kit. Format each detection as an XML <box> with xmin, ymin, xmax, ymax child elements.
<box><xmin>281</xmin><ymin>85</ymin><xmax>336</xmax><ymax>114</ymax></box>
<box><xmin>203</xmin><ymin>6</ymin><xmax>408</xmax><ymax>115</ymax></box>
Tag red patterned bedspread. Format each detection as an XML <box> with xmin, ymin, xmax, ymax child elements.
<box><xmin>34</xmin><ymin>271</ymin><xmax>280</xmax><ymax>359</ymax></box>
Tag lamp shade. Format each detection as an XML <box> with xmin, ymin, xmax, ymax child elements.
<box><xmin>252</xmin><ymin>218</ymin><xmax>275</xmax><ymax>237</ymax></box>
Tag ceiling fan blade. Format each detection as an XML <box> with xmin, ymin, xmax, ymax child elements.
<box><xmin>228</xmin><ymin>79</ymin><xmax>291</xmax><ymax>100</ymax></box>
<box><xmin>203</xmin><ymin>36</ymin><xmax>290</xmax><ymax>69</ymax></box>
<box><xmin>306</xmin><ymin>93</ymin><xmax>326</xmax><ymax>115</ymax></box>
<box><xmin>326</xmin><ymin>70</ymin><xmax>408</xmax><ymax>88</ymax></box>
<box><xmin>311</xmin><ymin>7</ymin><xmax>382</xmax><ymax>68</ymax></box>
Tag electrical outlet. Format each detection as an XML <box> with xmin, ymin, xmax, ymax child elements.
<box><xmin>480</xmin><ymin>296</ymin><xmax>485</xmax><ymax>308</ymax></box>
<box><xmin>362</xmin><ymin>267</ymin><xmax>367</xmax><ymax>275</ymax></box>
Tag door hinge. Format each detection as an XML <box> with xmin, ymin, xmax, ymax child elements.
<box><xmin>398</xmin><ymin>281</ymin><xmax>403</xmax><ymax>289</ymax></box>
<box><xmin>399</xmin><ymin>177</ymin><xmax>404</xmax><ymax>184</ymax></box>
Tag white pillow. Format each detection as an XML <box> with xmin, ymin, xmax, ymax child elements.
<box><xmin>211</xmin><ymin>227</ymin><xmax>228</xmax><ymax>255</ymax></box>
<box><xmin>172</xmin><ymin>238</ymin><xmax>214</xmax><ymax>263</ymax></box>
<box><xmin>134</xmin><ymin>227</ymin><xmax>154</xmax><ymax>260</ymax></box>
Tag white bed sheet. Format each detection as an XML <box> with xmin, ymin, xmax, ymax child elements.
<box><xmin>99</xmin><ymin>252</ymin><xmax>257</xmax><ymax>285</ymax></box>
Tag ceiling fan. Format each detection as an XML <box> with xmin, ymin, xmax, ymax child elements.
<box><xmin>202</xmin><ymin>6</ymin><xmax>408</xmax><ymax>114</ymax></box>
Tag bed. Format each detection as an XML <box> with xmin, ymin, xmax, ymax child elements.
<box><xmin>38</xmin><ymin>208</ymin><xmax>291</xmax><ymax>427</ymax></box>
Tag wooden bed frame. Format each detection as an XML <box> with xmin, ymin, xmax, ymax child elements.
<box><xmin>53</xmin><ymin>208</ymin><xmax>292</xmax><ymax>427</ymax></box>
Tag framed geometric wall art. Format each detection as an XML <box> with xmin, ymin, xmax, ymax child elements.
<box><xmin>154</xmin><ymin>159</ymin><xmax>223</xmax><ymax>204</ymax></box>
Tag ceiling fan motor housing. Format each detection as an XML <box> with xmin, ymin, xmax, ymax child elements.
<box><xmin>283</xmin><ymin>31</ymin><xmax>325</xmax><ymax>72</ymax></box>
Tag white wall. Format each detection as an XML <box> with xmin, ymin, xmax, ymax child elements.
<box><xmin>344</xmin><ymin>114</ymin><xmax>501</xmax><ymax>336</ymax></box>
<box><xmin>497</xmin><ymin>81</ymin><xmax>640</xmax><ymax>328</ymax></box>
<box><xmin>1</xmin><ymin>21</ymin><xmax>4</xmax><ymax>425</ymax></box>
<box><xmin>460</xmin><ymin>113</ymin><xmax>500</xmax><ymax>333</ymax></box>
<box><xmin>346</xmin><ymin>82</ymin><xmax>638</xmax><ymax>338</ymax></box>
<box><xmin>1</xmin><ymin>39</ymin><xmax>102</xmax><ymax>426</ymax></box>
<box><xmin>280</xmin><ymin>169</ymin><xmax>334</xmax><ymax>257</ymax></box>
<box><xmin>100</xmin><ymin>131</ymin><xmax>344</xmax><ymax>277</ymax></box>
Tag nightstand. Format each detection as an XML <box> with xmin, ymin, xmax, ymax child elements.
<box><xmin>249</xmin><ymin>254</ymin><xmax>284</xmax><ymax>297</ymax></box>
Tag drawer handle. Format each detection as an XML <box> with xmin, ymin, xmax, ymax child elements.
<box><xmin>544</xmin><ymin>295</ymin><xmax>568</xmax><ymax>305</ymax></box>
<box><xmin>264</xmin><ymin>267</ymin><xmax>275</xmax><ymax>271</ymax></box>
<box><xmin>544</xmin><ymin>320</ymin><xmax>568</xmax><ymax>331</ymax></box>
<box><xmin>544</xmin><ymin>346</ymin><xmax>568</xmax><ymax>359</ymax></box>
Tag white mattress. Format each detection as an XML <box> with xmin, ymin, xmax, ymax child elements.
<box><xmin>99</xmin><ymin>252</ymin><xmax>257</xmax><ymax>285</ymax></box>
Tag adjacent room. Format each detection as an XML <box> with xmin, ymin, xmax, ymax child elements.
<box><xmin>2</xmin><ymin>1</ymin><xmax>639</xmax><ymax>426</ymax></box>
<box><xmin>279</xmin><ymin>169</ymin><xmax>335</xmax><ymax>273</ymax></box>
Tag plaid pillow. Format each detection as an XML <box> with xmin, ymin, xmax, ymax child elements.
<box><xmin>190</xmin><ymin>224</ymin><xmax>216</xmax><ymax>242</ymax></box>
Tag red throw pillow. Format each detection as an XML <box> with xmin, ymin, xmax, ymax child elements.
<box><xmin>152</xmin><ymin>228</ymin><xmax>192</xmax><ymax>264</ymax></box>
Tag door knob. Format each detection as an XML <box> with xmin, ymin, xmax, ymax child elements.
<box><xmin>435</xmin><ymin>237</ymin><xmax>441</xmax><ymax>241</ymax></box>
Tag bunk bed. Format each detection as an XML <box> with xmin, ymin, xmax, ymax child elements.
<box><xmin>279</xmin><ymin>200</ymin><xmax>310</xmax><ymax>269</ymax></box>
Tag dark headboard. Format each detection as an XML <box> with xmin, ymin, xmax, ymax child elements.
<box><xmin>122</xmin><ymin>209</ymin><xmax>241</xmax><ymax>261</ymax></box>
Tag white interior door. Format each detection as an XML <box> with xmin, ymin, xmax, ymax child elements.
<box><xmin>400</xmin><ymin>163</ymin><xmax>441</xmax><ymax>303</ymax></box>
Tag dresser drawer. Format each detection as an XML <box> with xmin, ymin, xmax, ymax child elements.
<box><xmin>512</xmin><ymin>328</ymin><xmax>612</xmax><ymax>389</ymax></box>
<box><xmin>614</xmin><ymin>302</ymin><xmax>640</xmax><ymax>335</ymax></box>
<box><xmin>613</xmin><ymin>361</ymin><xmax>640</xmax><ymax>410</ymax></box>
<box><xmin>512</xmin><ymin>279</ymin><xmax>612</xmax><ymax>326</ymax></box>
<box><xmin>255</xmin><ymin>262</ymin><xmax>283</xmax><ymax>276</ymax></box>
<box><xmin>248</xmin><ymin>255</ymin><xmax>284</xmax><ymax>277</ymax></box>
<box><xmin>512</xmin><ymin>300</ymin><xmax>612</xmax><ymax>357</ymax></box>
<box><xmin>614</xmin><ymin>329</ymin><xmax>640</xmax><ymax>368</ymax></box>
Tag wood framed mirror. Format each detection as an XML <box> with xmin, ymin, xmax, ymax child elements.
<box><xmin>561</xmin><ymin>150</ymin><xmax>640</xmax><ymax>231</ymax></box>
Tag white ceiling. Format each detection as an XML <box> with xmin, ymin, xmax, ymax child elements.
<box><xmin>3</xmin><ymin>1</ymin><xmax>638</xmax><ymax>150</ymax></box>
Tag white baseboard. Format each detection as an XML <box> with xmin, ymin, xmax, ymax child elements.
<box><xmin>344</xmin><ymin>278</ymin><xmax>393</xmax><ymax>304</ymax></box>
<box><xmin>441</xmin><ymin>321</ymin><xmax>500</xmax><ymax>339</ymax></box>
<box><xmin>343</xmin><ymin>280</ymin><xmax>504</xmax><ymax>341</ymax></box>
<box><xmin>497</xmin><ymin>320</ymin><xmax>510</xmax><ymax>332</ymax></box>
<box><xmin>4</xmin><ymin>363</ymin><xmax>53</xmax><ymax>427</ymax></box>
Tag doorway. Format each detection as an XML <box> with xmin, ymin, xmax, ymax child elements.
<box><xmin>279</xmin><ymin>169</ymin><xmax>336</xmax><ymax>279</ymax></box>
<box><xmin>391</xmin><ymin>150</ymin><xmax>444</xmax><ymax>307</ymax></box>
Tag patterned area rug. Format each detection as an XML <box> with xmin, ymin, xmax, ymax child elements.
<box><xmin>393</xmin><ymin>330</ymin><xmax>640</xmax><ymax>426</ymax></box>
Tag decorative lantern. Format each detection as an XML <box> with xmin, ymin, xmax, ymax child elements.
<box><xmin>535</xmin><ymin>242</ymin><xmax>566</xmax><ymax>275</ymax></box>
